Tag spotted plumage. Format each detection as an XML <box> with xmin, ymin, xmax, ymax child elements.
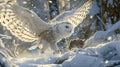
<box><xmin>0</xmin><ymin>0</ymin><xmax>93</xmax><ymax>53</ymax></box>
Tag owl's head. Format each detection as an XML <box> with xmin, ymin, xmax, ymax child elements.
<box><xmin>57</xmin><ymin>22</ymin><xmax>73</xmax><ymax>37</ymax></box>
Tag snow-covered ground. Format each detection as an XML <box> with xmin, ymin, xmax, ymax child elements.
<box><xmin>1</xmin><ymin>33</ymin><xmax>120</xmax><ymax>67</ymax></box>
<box><xmin>0</xmin><ymin>0</ymin><xmax>119</xmax><ymax>67</ymax></box>
<box><xmin>1</xmin><ymin>42</ymin><xmax>120</xmax><ymax>67</ymax></box>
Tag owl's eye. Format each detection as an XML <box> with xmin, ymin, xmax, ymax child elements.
<box><xmin>65</xmin><ymin>26</ymin><xmax>69</xmax><ymax>28</ymax></box>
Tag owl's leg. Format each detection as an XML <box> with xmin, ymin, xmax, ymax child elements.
<box><xmin>40</xmin><ymin>40</ymin><xmax>50</xmax><ymax>53</ymax></box>
<box><xmin>50</xmin><ymin>42</ymin><xmax>60</xmax><ymax>54</ymax></box>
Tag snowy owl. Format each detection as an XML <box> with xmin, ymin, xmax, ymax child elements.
<box><xmin>0</xmin><ymin>0</ymin><xmax>93</xmax><ymax>53</ymax></box>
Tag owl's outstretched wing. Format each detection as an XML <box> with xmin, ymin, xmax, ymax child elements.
<box><xmin>50</xmin><ymin>0</ymin><xmax>93</xmax><ymax>27</ymax></box>
<box><xmin>0</xmin><ymin>1</ymin><xmax>51</xmax><ymax>42</ymax></box>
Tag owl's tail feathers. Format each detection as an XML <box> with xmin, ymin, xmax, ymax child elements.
<box><xmin>0</xmin><ymin>0</ymin><xmax>17</xmax><ymax>5</ymax></box>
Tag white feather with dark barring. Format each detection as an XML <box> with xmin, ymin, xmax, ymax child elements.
<box><xmin>0</xmin><ymin>0</ymin><xmax>93</xmax><ymax>53</ymax></box>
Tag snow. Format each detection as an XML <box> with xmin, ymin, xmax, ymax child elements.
<box><xmin>89</xmin><ymin>1</ymin><xmax>100</xmax><ymax>16</ymax></box>
<box><xmin>0</xmin><ymin>33</ymin><xmax>120</xmax><ymax>67</ymax></box>
<box><xmin>0</xmin><ymin>54</ymin><xmax>10</xmax><ymax>67</ymax></box>
<box><xmin>1</xmin><ymin>41</ymin><xmax>117</xmax><ymax>67</ymax></box>
<box><xmin>83</xmin><ymin>21</ymin><xmax>120</xmax><ymax>48</ymax></box>
<box><xmin>106</xmin><ymin>21</ymin><xmax>120</xmax><ymax>34</ymax></box>
<box><xmin>107</xmin><ymin>0</ymin><xmax>113</xmax><ymax>6</ymax></box>
<box><xmin>1</xmin><ymin>40</ymin><xmax>120</xmax><ymax>67</ymax></box>
<box><xmin>22</xmin><ymin>1</ymin><xmax>27</xmax><ymax>4</ymax></box>
<box><xmin>83</xmin><ymin>31</ymin><xmax>107</xmax><ymax>48</ymax></box>
<box><xmin>0</xmin><ymin>0</ymin><xmax>120</xmax><ymax>67</ymax></box>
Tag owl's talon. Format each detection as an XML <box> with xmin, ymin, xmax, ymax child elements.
<box><xmin>53</xmin><ymin>50</ymin><xmax>61</xmax><ymax>54</ymax></box>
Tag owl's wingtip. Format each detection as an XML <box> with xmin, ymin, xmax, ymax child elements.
<box><xmin>0</xmin><ymin>0</ymin><xmax>17</xmax><ymax>4</ymax></box>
